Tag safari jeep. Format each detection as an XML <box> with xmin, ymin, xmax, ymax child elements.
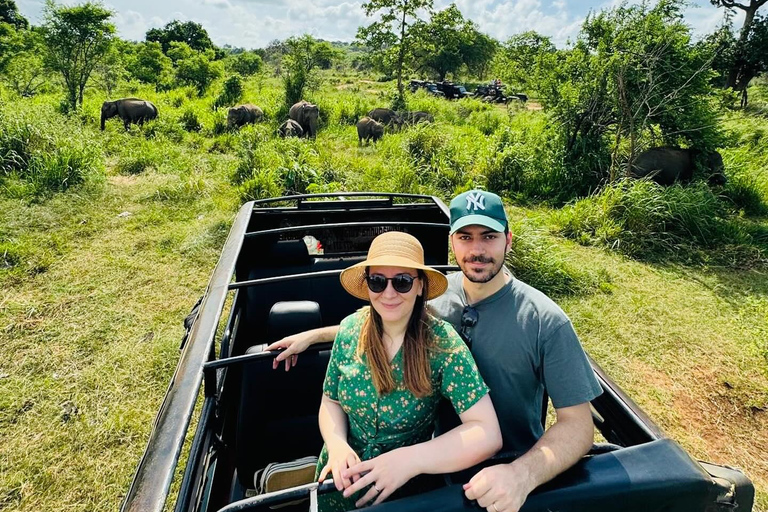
<box><xmin>119</xmin><ymin>193</ymin><xmax>755</xmax><ymax>512</ymax></box>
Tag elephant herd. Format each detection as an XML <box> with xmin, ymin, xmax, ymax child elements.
<box><xmin>98</xmin><ymin>97</ymin><xmax>726</xmax><ymax>186</ymax></box>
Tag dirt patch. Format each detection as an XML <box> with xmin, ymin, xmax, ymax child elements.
<box><xmin>527</xmin><ymin>102</ymin><xmax>543</xmax><ymax>111</ymax></box>
<box><xmin>108</xmin><ymin>175</ymin><xmax>138</xmax><ymax>186</ymax></box>
<box><xmin>630</xmin><ymin>360</ymin><xmax>768</xmax><ymax>497</ymax></box>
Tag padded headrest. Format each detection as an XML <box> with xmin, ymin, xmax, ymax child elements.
<box><xmin>268</xmin><ymin>300</ymin><xmax>322</xmax><ymax>342</ymax></box>
<box><xmin>255</xmin><ymin>239</ymin><xmax>311</xmax><ymax>267</ymax></box>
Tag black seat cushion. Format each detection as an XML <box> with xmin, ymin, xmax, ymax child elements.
<box><xmin>236</xmin><ymin>301</ymin><xmax>330</xmax><ymax>487</ymax></box>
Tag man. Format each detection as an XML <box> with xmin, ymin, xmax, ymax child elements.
<box><xmin>265</xmin><ymin>190</ymin><xmax>602</xmax><ymax>512</ymax></box>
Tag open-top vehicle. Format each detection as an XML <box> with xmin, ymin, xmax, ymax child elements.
<box><xmin>120</xmin><ymin>193</ymin><xmax>754</xmax><ymax>512</ymax></box>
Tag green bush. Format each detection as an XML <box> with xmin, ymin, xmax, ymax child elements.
<box><xmin>214</xmin><ymin>74</ymin><xmax>244</xmax><ymax>109</ymax></box>
<box><xmin>238</xmin><ymin>169</ymin><xmax>282</xmax><ymax>200</ymax></box>
<box><xmin>555</xmin><ymin>179</ymin><xmax>764</xmax><ymax>264</ymax></box>
<box><xmin>180</xmin><ymin>109</ymin><xmax>202</xmax><ymax>132</ymax></box>
<box><xmin>0</xmin><ymin>104</ymin><xmax>103</xmax><ymax>196</ymax></box>
<box><xmin>482</xmin><ymin>113</ymin><xmax>606</xmax><ymax>204</ymax></box>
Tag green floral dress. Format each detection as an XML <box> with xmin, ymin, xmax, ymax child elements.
<box><xmin>316</xmin><ymin>308</ymin><xmax>489</xmax><ymax>511</ymax></box>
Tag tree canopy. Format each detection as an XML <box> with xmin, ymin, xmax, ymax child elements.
<box><xmin>411</xmin><ymin>4</ymin><xmax>495</xmax><ymax>81</ymax></box>
<box><xmin>1</xmin><ymin>0</ymin><xmax>27</xmax><ymax>29</ymax></box>
<box><xmin>146</xmin><ymin>20</ymin><xmax>214</xmax><ymax>54</ymax></box>
<box><xmin>41</xmin><ymin>0</ymin><xmax>115</xmax><ymax>110</ymax></box>
<box><xmin>357</xmin><ymin>0</ymin><xmax>433</xmax><ymax>108</ymax></box>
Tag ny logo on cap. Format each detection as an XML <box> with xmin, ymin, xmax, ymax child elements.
<box><xmin>465</xmin><ymin>192</ymin><xmax>486</xmax><ymax>211</ymax></box>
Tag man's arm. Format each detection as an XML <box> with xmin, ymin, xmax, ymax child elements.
<box><xmin>264</xmin><ymin>325</ymin><xmax>339</xmax><ymax>371</ymax></box>
<box><xmin>463</xmin><ymin>402</ymin><xmax>594</xmax><ymax>512</ymax></box>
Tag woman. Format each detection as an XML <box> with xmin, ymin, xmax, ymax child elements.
<box><xmin>317</xmin><ymin>231</ymin><xmax>501</xmax><ymax>511</ymax></box>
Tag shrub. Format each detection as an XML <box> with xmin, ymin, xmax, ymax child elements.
<box><xmin>238</xmin><ymin>169</ymin><xmax>282</xmax><ymax>200</ymax></box>
<box><xmin>180</xmin><ymin>109</ymin><xmax>202</xmax><ymax>132</ymax></box>
<box><xmin>555</xmin><ymin>179</ymin><xmax>764</xmax><ymax>264</ymax></box>
<box><xmin>214</xmin><ymin>74</ymin><xmax>244</xmax><ymax>109</ymax></box>
<box><xmin>482</xmin><ymin>113</ymin><xmax>606</xmax><ymax>204</ymax></box>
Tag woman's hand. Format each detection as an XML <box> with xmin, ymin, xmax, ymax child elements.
<box><xmin>341</xmin><ymin>448</ymin><xmax>418</xmax><ymax>508</ymax></box>
<box><xmin>318</xmin><ymin>442</ymin><xmax>362</xmax><ymax>491</ymax></box>
<box><xmin>265</xmin><ymin>333</ymin><xmax>311</xmax><ymax>371</ymax></box>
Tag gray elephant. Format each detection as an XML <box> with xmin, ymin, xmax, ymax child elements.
<box><xmin>367</xmin><ymin>108</ymin><xmax>402</xmax><ymax>131</ymax></box>
<box><xmin>629</xmin><ymin>147</ymin><xmax>726</xmax><ymax>186</ymax></box>
<box><xmin>100</xmin><ymin>98</ymin><xmax>158</xmax><ymax>131</ymax></box>
<box><xmin>398</xmin><ymin>111</ymin><xmax>434</xmax><ymax>126</ymax></box>
<box><xmin>356</xmin><ymin>117</ymin><xmax>384</xmax><ymax>146</ymax></box>
<box><xmin>278</xmin><ymin>119</ymin><xmax>304</xmax><ymax>138</ymax></box>
<box><xmin>227</xmin><ymin>104</ymin><xmax>264</xmax><ymax>129</ymax></box>
<box><xmin>288</xmin><ymin>100</ymin><xmax>319</xmax><ymax>138</ymax></box>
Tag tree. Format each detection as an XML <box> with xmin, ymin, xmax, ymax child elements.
<box><xmin>492</xmin><ymin>31</ymin><xmax>556</xmax><ymax>91</ymax></box>
<box><xmin>463</xmin><ymin>31</ymin><xmax>497</xmax><ymax>80</ymax></box>
<box><xmin>282</xmin><ymin>35</ymin><xmax>324</xmax><ymax>106</ymax></box>
<box><xmin>0</xmin><ymin>0</ymin><xmax>28</xmax><ymax>29</ymax></box>
<box><xmin>229</xmin><ymin>51</ymin><xmax>263</xmax><ymax>76</ymax></box>
<box><xmin>710</xmin><ymin>0</ymin><xmax>767</xmax><ymax>88</ymax></box>
<box><xmin>41</xmin><ymin>1</ymin><xmax>115</xmax><ymax>111</ymax></box>
<box><xmin>357</xmin><ymin>0</ymin><xmax>433</xmax><ymax>109</ymax></box>
<box><xmin>175</xmin><ymin>51</ymin><xmax>222</xmax><ymax>95</ymax></box>
<box><xmin>411</xmin><ymin>4</ymin><xmax>493</xmax><ymax>81</ymax></box>
<box><xmin>313</xmin><ymin>41</ymin><xmax>343</xmax><ymax>69</ymax></box>
<box><xmin>700</xmin><ymin>16</ymin><xmax>768</xmax><ymax>105</ymax></box>
<box><xmin>146</xmin><ymin>20</ymin><xmax>214</xmax><ymax>54</ymax></box>
<box><xmin>2</xmin><ymin>30</ymin><xmax>51</xmax><ymax>96</ymax></box>
<box><xmin>127</xmin><ymin>41</ymin><xmax>173</xmax><ymax>89</ymax></box>
<box><xmin>93</xmin><ymin>40</ymin><xmax>127</xmax><ymax>96</ymax></box>
<box><xmin>167</xmin><ymin>41</ymin><xmax>197</xmax><ymax>64</ymax></box>
<box><xmin>534</xmin><ymin>0</ymin><xmax>721</xmax><ymax>186</ymax></box>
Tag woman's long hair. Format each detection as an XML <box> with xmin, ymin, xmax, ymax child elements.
<box><xmin>357</xmin><ymin>270</ymin><xmax>435</xmax><ymax>397</ymax></box>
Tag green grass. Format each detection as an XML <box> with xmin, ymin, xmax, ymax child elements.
<box><xmin>0</xmin><ymin>72</ymin><xmax>767</xmax><ymax>512</ymax></box>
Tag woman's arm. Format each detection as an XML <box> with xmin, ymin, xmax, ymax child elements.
<box><xmin>342</xmin><ymin>395</ymin><xmax>502</xmax><ymax>507</ymax></box>
<box><xmin>265</xmin><ymin>326</ymin><xmax>340</xmax><ymax>371</ymax></box>
<box><xmin>317</xmin><ymin>395</ymin><xmax>361</xmax><ymax>491</ymax></box>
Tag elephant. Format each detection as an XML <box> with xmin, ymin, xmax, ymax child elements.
<box><xmin>278</xmin><ymin>119</ymin><xmax>304</xmax><ymax>138</ymax></box>
<box><xmin>288</xmin><ymin>100</ymin><xmax>319</xmax><ymax>138</ymax></box>
<box><xmin>356</xmin><ymin>117</ymin><xmax>384</xmax><ymax>146</ymax></box>
<box><xmin>367</xmin><ymin>108</ymin><xmax>402</xmax><ymax>131</ymax></box>
<box><xmin>629</xmin><ymin>147</ymin><xmax>726</xmax><ymax>186</ymax></box>
<box><xmin>227</xmin><ymin>104</ymin><xmax>264</xmax><ymax>128</ymax></box>
<box><xmin>397</xmin><ymin>111</ymin><xmax>434</xmax><ymax>126</ymax></box>
<box><xmin>100</xmin><ymin>98</ymin><xmax>158</xmax><ymax>131</ymax></box>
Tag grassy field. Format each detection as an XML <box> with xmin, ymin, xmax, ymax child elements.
<box><xmin>1</xmin><ymin>73</ymin><xmax>767</xmax><ymax>511</ymax></box>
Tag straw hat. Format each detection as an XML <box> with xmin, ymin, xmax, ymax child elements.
<box><xmin>340</xmin><ymin>231</ymin><xmax>448</xmax><ymax>300</ymax></box>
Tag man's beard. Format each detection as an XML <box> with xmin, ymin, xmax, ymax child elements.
<box><xmin>461</xmin><ymin>255</ymin><xmax>504</xmax><ymax>283</ymax></box>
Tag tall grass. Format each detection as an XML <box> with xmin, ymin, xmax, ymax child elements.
<box><xmin>555</xmin><ymin>179</ymin><xmax>766</xmax><ymax>266</ymax></box>
<box><xmin>0</xmin><ymin>103</ymin><xmax>104</xmax><ymax>197</ymax></box>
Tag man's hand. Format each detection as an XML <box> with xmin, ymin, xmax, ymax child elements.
<box><xmin>342</xmin><ymin>448</ymin><xmax>418</xmax><ymax>508</ymax></box>
<box><xmin>264</xmin><ymin>333</ymin><xmax>313</xmax><ymax>371</ymax></box>
<box><xmin>463</xmin><ymin>462</ymin><xmax>534</xmax><ymax>512</ymax></box>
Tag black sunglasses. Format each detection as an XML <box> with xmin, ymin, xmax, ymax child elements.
<box><xmin>365</xmin><ymin>273</ymin><xmax>419</xmax><ymax>294</ymax></box>
<box><xmin>460</xmin><ymin>305</ymin><xmax>479</xmax><ymax>349</ymax></box>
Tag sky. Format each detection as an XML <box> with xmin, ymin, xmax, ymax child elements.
<box><xmin>16</xmin><ymin>0</ymin><xmax>740</xmax><ymax>50</ymax></box>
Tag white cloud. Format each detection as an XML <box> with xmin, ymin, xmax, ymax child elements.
<box><xmin>202</xmin><ymin>0</ymin><xmax>233</xmax><ymax>8</ymax></box>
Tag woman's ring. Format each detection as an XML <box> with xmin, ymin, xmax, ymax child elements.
<box><xmin>373</xmin><ymin>484</ymin><xmax>381</xmax><ymax>493</ymax></box>
<box><xmin>492</xmin><ymin>504</ymin><xmax>499</xmax><ymax>512</ymax></box>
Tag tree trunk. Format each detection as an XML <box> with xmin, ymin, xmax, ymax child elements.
<box><xmin>726</xmin><ymin>1</ymin><xmax>762</xmax><ymax>89</ymax></box>
<box><xmin>396</xmin><ymin>1</ymin><xmax>408</xmax><ymax>105</ymax></box>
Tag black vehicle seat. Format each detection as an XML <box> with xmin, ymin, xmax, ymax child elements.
<box><xmin>236</xmin><ymin>300</ymin><xmax>331</xmax><ymax>488</ymax></box>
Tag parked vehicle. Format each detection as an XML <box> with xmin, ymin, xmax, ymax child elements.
<box><xmin>409</xmin><ymin>79</ymin><xmax>443</xmax><ymax>97</ymax></box>
<box><xmin>473</xmin><ymin>83</ymin><xmax>527</xmax><ymax>104</ymax></box>
<box><xmin>434</xmin><ymin>81</ymin><xmax>472</xmax><ymax>100</ymax></box>
<box><xmin>120</xmin><ymin>193</ymin><xmax>755</xmax><ymax>512</ymax></box>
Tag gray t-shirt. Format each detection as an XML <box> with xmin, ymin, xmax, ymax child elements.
<box><xmin>429</xmin><ymin>269</ymin><xmax>602</xmax><ymax>455</ymax></box>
